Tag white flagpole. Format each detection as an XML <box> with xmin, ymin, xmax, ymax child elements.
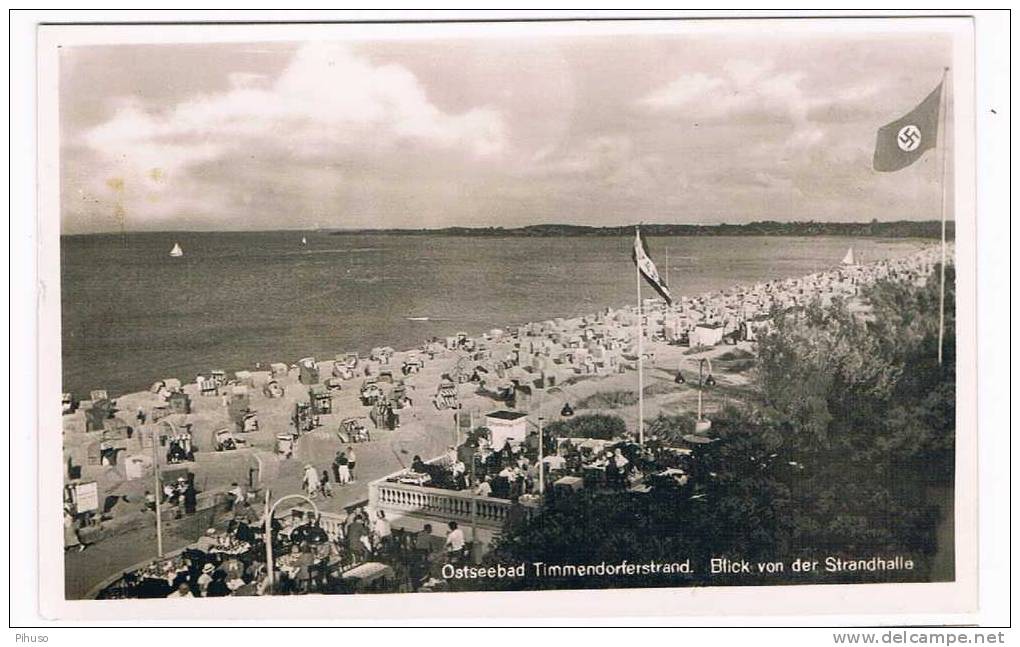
<box><xmin>664</xmin><ymin>246</ymin><xmax>670</xmax><ymax>296</ymax></box>
<box><xmin>937</xmin><ymin>66</ymin><xmax>950</xmax><ymax>365</ymax></box>
<box><xmin>151</xmin><ymin>425</ymin><xmax>163</xmax><ymax>557</ymax></box>
<box><xmin>635</xmin><ymin>228</ymin><xmax>644</xmax><ymax>445</ymax></box>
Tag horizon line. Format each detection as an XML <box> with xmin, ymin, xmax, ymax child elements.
<box><xmin>60</xmin><ymin>218</ymin><xmax>954</xmax><ymax>236</ymax></box>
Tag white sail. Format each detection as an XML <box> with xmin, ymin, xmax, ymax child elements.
<box><xmin>301</xmin><ymin>236</ymin><xmax>307</xmax><ymax>245</ymax></box>
<box><xmin>841</xmin><ymin>247</ymin><xmax>855</xmax><ymax>266</ymax></box>
<box><xmin>169</xmin><ymin>242</ymin><xmax>183</xmax><ymax>257</ymax></box>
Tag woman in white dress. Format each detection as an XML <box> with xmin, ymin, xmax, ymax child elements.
<box><xmin>302</xmin><ymin>464</ymin><xmax>320</xmax><ymax>498</ymax></box>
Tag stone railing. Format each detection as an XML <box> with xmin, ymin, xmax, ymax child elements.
<box><xmin>368</xmin><ymin>478</ymin><xmax>535</xmax><ymax>531</ymax></box>
<box><xmin>288</xmin><ymin>507</ymin><xmax>352</xmax><ymax>540</ymax></box>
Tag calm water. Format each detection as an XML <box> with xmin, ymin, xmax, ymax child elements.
<box><xmin>61</xmin><ymin>232</ymin><xmax>927</xmax><ymax>398</ymax></box>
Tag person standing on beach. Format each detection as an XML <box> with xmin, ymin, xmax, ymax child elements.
<box><xmin>336</xmin><ymin>452</ymin><xmax>350</xmax><ymax>485</ymax></box>
<box><xmin>332</xmin><ymin>451</ymin><xmax>341</xmax><ymax>483</ymax></box>
<box><xmin>302</xmin><ymin>464</ymin><xmax>320</xmax><ymax>498</ymax></box>
<box><xmin>347</xmin><ymin>447</ymin><xmax>357</xmax><ymax>482</ymax></box>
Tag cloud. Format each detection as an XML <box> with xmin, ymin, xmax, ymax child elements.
<box><xmin>523</xmin><ymin>135</ymin><xmax>674</xmax><ymax>196</ymax></box>
<box><xmin>638</xmin><ymin>62</ymin><xmax>822</xmax><ymax>127</ymax></box>
<box><xmin>86</xmin><ymin>42</ymin><xmax>507</xmax><ymax>163</ymax></box>
<box><xmin>71</xmin><ymin>42</ymin><xmax>508</xmax><ymax>228</ymax></box>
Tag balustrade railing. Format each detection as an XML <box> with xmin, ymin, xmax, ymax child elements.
<box><xmin>368</xmin><ymin>478</ymin><xmax>534</xmax><ymax>530</ymax></box>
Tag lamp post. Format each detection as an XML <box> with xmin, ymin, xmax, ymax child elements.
<box><xmin>263</xmin><ymin>492</ymin><xmax>319</xmax><ymax>593</ymax></box>
<box><xmin>470</xmin><ymin>455</ymin><xmax>479</xmax><ymax>564</ymax></box>
<box><xmin>150</xmin><ymin>424</ymin><xmax>163</xmax><ymax>557</ymax></box>
<box><xmin>537</xmin><ymin>416</ymin><xmax>545</xmax><ymax>496</ymax></box>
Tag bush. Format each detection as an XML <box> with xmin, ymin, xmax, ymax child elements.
<box><xmin>543</xmin><ymin>414</ymin><xmax>627</xmax><ymax>440</ymax></box>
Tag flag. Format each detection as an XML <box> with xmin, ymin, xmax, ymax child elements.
<box><xmin>632</xmin><ymin>228</ymin><xmax>672</xmax><ymax>305</ymax></box>
<box><xmin>873</xmin><ymin>81</ymin><xmax>943</xmax><ymax>172</ymax></box>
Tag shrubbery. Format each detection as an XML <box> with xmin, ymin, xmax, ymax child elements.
<box><xmin>543</xmin><ymin>413</ymin><xmax>627</xmax><ymax>440</ymax></box>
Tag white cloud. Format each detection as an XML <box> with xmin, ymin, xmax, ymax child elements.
<box><xmin>79</xmin><ymin>43</ymin><xmax>508</xmax><ymax>201</ymax></box>
<box><xmin>638</xmin><ymin>61</ymin><xmax>816</xmax><ymax>126</ymax></box>
<box><xmin>639</xmin><ymin>73</ymin><xmax>726</xmax><ymax>112</ymax></box>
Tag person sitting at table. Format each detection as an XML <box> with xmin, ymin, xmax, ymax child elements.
<box><xmin>411</xmin><ymin>454</ymin><xmax>427</xmax><ymax>474</ymax></box>
<box><xmin>197</xmin><ymin>563</ymin><xmax>216</xmax><ymax>597</ymax></box>
<box><xmin>166</xmin><ymin>582</ymin><xmax>193</xmax><ymax>598</ymax></box>
<box><xmin>414</xmin><ymin>524</ymin><xmax>434</xmax><ymax>555</ymax></box>
<box><xmin>195</xmin><ymin>528</ymin><xmax>219</xmax><ymax>552</ymax></box>
<box><xmin>484</xmin><ymin>450</ymin><xmax>502</xmax><ymax>475</ymax></box>
<box><xmin>474</xmin><ymin>476</ymin><xmax>492</xmax><ymax>498</ymax></box>
<box><xmin>162</xmin><ymin>482</ymin><xmax>178</xmax><ymax>505</ymax></box>
<box><xmin>605</xmin><ymin>458</ymin><xmax>621</xmax><ymax>489</ymax></box>
<box><xmin>500</xmin><ymin>440</ymin><xmax>514</xmax><ymax>466</ymax></box>
<box><xmin>613</xmin><ymin>448</ymin><xmax>630</xmax><ymax>470</ymax></box>
<box><xmin>346</xmin><ymin>514</ymin><xmax>370</xmax><ymax>561</ymax></box>
<box><xmin>491</xmin><ymin>475</ymin><xmax>511</xmax><ymax>499</ymax></box>
<box><xmin>206</xmin><ymin>569</ymin><xmax>232</xmax><ymax>597</ymax></box>
<box><xmin>509</xmin><ymin>468</ymin><xmax>525</xmax><ymax>499</ymax></box>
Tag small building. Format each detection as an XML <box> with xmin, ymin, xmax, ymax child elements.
<box><xmin>484</xmin><ymin>410</ymin><xmax>529</xmax><ymax>447</ymax></box>
<box><xmin>690</xmin><ymin>322</ymin><xmax>725</xmax><ymax>347</ymax></box>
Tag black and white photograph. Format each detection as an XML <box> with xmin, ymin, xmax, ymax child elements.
<box><xmin>21</xmin><ymin>13</ymin><xmax>999</xmax><ymax>627</ymax></box>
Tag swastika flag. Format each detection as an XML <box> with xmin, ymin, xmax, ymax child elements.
<box><xmin>873</xmin><ymin>81</ymin><xmax>943</xmax><ymax>172</ymax></box>
<box><xmin>632</xmin><ymin>228</ymin><xmax>672</xmax><ymax>305</ymax></box>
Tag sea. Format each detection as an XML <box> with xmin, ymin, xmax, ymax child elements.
<box><xmin>61</xmin><ymin>232</ymin><xmax>930</xmax><ymax>398</ymax></box>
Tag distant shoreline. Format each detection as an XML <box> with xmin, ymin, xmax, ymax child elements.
<box><xmin>328</xmin><ymin>221</ymin><xmax>953</xmax><ymax>240</ymax></box>
<box><xmin>61</xmin><ymin>220</ymin><xmax>953</xmax><ymax>239</ymax></box>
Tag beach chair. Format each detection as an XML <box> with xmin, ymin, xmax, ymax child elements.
<box><xmin>262</xmin><ymin>379</ymin><xmax>285</xmax><ymax>398</ymax></box>
<box><xmin>197</xmin><ymin>376</ymin><xmax>218</xmax><ymax>396</ymax></box>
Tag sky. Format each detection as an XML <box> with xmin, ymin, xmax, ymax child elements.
<box><xmin>59</xmin><ymin>30</ymin><xmax>953</xmax><ymax>233</ymax></box>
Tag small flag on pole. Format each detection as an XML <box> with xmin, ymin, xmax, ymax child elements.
<box><xmin>632</xmin><ymin>228</ymin><xmax>672</xmax><ymax>305</ymax></box>
<box><xmin>873</xmin><ymin>81</ymin><xmax>943</xmax><ymax>172</ymax></box>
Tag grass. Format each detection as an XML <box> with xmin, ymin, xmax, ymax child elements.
<box><xmin>577</xmin><ymin>390</ymin><xmax>638</xmax><ymax>409</ymax></box>
<box><xmin>577</xmin><ymin>380</ymin><xmax>681</xmax><ymax>410</ymax></box>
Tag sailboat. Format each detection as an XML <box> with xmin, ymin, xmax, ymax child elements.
<box><xmin>169</xmin><ymin>242</ymin><xmax>184</xmax><ymax>258</ymax></box>
<box><xmin>840</xmin><ymin>247</ymin><xmax>856</xmax><ymax>266</ymax></box>
<box><xmin>301</xmin><ymin>236</ymin><xmax>307</xmax><ymax>246</ymax></box>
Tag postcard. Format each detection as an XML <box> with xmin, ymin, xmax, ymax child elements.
<box><xmin>36</xmin><ymin>15</ymin><xmax>978</xmax><ymax>621</ymax></box>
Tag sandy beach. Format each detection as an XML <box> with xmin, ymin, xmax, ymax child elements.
<box><xmin>61</xmin><ymin>242</ymin><xmax>946</xmax><ymax>597</ymax></box>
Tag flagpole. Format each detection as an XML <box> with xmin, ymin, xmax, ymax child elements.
<box><xmin>937</xmin><ymin>66</ymin><xmax>950</xmax><ymax>365</ymax></box>
<box><xmin>635</xmin><ymin>227</ymin><xmax>644</xmax><ymax>446</ymax></box>
<box><xmin>664</xmin><ymin>246</ymin><xmax>670</xmax><ymax>297</ymax></box>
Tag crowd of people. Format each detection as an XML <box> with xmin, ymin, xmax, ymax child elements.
<box><xmin>98</xmin><ymin>495</ymin><xmax>484</xmax><ymax>598</ymax></box>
